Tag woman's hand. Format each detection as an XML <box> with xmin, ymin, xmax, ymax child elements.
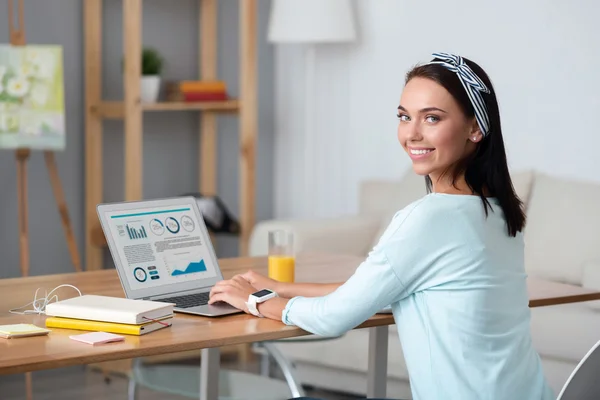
<box><xmin>240</xmin><ymin>270</ymin><xmax>282</xmax><ymax>293</ymax></box>
<box><xmin>208</xmin><ymin>275</ymin><xmax>258</xmax><ymax>313</ymax></box>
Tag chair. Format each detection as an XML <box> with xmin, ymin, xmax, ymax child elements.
<box><xmin>557</xmin><ymin>339</ymin><xmax>600</xmax><ymax>399</ymax></box>
<box><xmin>127</xmin><ymin>343</ymin><xmax>307</xmax><ymax>400</ymax></box>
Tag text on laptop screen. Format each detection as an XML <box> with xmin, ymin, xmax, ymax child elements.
<box><xmin>105</xmin><ymin>205</ymin><xmax>217</xmax><ymax>290</ymax></box>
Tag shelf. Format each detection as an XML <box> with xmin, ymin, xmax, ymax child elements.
<box><xmin>90</xmin><ymin>222</ymin><xmax>107</xmax><ymax>248</ymax></box>
<box><xmin>85</xmin><ymin>0</ymin><xmax>257</xmax><ymax>271</ymax></box>
<box><xmin>145</xmin><ymin>100</ymin><xmax>240</xmax><ymax>112</ymax></box>
<box><xmin>95</xmin><ymin>100</ymin><xmax>240</xmax><ymax>119</ymax></box>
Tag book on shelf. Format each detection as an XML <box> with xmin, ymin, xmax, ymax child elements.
<box><xmin>168</xmin><ymin>92</ymin><xmax>228</xmax><ymax>102</ymax></box>
<box><xmin>166</xmin><ymin>80</ymin><xmax>229</xmax><ymax>103</ymax></box>
<box><xmin>45</xmin><ymin>316</ymin><xmax>172</xmax><ymax>336</ymax></box>
<box><xmin>179</xmin><ymin>80</ymin><xmax>227</xmax><ymax>92</ymax></box>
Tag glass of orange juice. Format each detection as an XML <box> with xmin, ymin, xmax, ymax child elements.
<box><xmin>268</xmin><ymin>230</ymin><xmax>295</xmax><ymax>283</ymax></box>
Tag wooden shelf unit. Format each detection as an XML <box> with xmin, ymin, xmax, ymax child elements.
<box><xmin>84</xmin><ymin>0</ymin><xmax>257</xmax><ymax>271</ymax></box>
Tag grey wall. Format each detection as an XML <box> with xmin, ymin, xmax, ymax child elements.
<box><xmin>0</xmin><ymin>0</ymin><xmax>274</xmax><ymax>278</ymax></box>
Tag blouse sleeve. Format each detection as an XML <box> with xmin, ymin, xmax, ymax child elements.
<box><xmin>281</xmin><ymin>247</ymin><xmax>404</xmax><ymax>337</ymax></box>
<box><xmin>281</xmin><ymin>197</ymin><xmax>450</xmax><ymax>337</ymax></box>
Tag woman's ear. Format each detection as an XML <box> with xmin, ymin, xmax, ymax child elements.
<box><xmin>468</xmin><ymin>119</ymin><xmax>482</xmax><ymax>143</ymax></box>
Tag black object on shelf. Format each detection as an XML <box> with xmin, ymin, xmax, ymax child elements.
<box><xmin>182</xmin><ymin>193</ymin><xmax>241</xmax><ymax>235</ymax></box>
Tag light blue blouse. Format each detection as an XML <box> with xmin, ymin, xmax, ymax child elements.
<box><xmin>282</xmin><ymin>194</ymin><xmax>554</xmax><ymax>400</ymax></box>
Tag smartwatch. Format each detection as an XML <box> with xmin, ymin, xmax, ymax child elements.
<box><xmin>246</xmin><ymin>289</ymin><xmax>278</xmax><ymax>317</ymax></box>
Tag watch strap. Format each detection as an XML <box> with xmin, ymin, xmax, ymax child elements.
<box><xmin>246</xmin><ymin>296</ymin><xmax>264</xmax><ymax>318</ymax></box>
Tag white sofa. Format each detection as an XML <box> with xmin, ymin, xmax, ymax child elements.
<box><xmin>249</xmin><ymin>170</ymin><xmax>600</xmax><ymax>399</ymax></box>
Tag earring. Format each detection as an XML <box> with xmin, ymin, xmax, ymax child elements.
<box><xmin>471</xmin><ymin>136</ymin><xmax>478</xmax><ymax>142</ymax></box>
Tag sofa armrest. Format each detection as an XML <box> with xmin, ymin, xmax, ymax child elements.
<box><xmin>249</xmin><ymin>215</ymin><xmax>382</xmax><ymax>257</ymax></box>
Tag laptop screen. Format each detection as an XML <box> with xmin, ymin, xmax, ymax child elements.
<box><xmin>104</xmin><ymin>204</ymin><xmax>219</xmax><ymax>294</ymax></box>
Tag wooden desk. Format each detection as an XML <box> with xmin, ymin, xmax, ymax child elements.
<box><xmin>527</xmin><ymin>277</ymin><xmax>600</xmax><ymax>307</ymax></box>
<box><xmin>2</xmin><ymin>253</ymin><xmax>600</xmax><ymax>399</ymax></box>
<box><xmin>0</xmin><ymin>254</ymin><xmax>385</xmax><ymax>373</ymax></box>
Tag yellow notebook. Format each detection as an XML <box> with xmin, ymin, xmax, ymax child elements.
<box><xmin>45</xmin><ymin>316</ymin><xmax>172</xmax><ymax>336</ymax></box>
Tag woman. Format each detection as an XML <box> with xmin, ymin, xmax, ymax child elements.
<box><xmin>209</xmin><ymin>53</ymin><xmax>554</xmax><ymax>400</ymax></box>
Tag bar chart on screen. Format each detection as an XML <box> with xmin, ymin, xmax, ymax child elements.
<box><xmin>126</xmin><ymin>224</ymin><xmax>148</xmax><ymax>240</ymax></box>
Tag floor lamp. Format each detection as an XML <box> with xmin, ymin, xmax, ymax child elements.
<box><xmin>267</xmin><ymin>0</ymin><xmax>356</xmax><ymax>215</ymax></box>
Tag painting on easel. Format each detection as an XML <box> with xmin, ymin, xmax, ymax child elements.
<box><xmin>0</xmin><ymin>44</ymin><xmax>65</xmax><ymax>150</ymax></box>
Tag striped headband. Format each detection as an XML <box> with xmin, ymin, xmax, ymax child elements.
<box><xmin>426</xmin><ymin>52</ymin><xmax>491</xmax><ymax>136</ymax></box>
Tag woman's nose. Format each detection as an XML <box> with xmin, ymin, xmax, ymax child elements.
<box><xmin>401</xmin><ymin>121</ymin><xmax>422</xmax><ymax>142</ymax></box>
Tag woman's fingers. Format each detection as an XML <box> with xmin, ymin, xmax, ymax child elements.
<box><xmin>208</xmin><ymin>288</ymin><xmax>248</xmax><ymax>313</ymax></box>
<box><xmin>241</xmin><ymin>270</ymin><xmax>259</xmax><ymax>284</ymax></box>
<box><xmin>232</xmin><ymin>275</ymin><xmax>249</xmax><ymax>286</ymax></box>
<box><xmin>208</xmin><ymin>292</ymin><xmax>227</xmax><ymax>305</ymax></box>
<box><xmin>210</xmin><ymin>280</ymin><xmax>237</xmax><ymax>298</ymax></box>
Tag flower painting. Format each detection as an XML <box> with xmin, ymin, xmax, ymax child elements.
<box><xmin>0</xmin><ymin>45</ymin><xmax>65</xmax><ymax>150</ymax></box>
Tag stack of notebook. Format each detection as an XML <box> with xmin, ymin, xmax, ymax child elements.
<box><xmin>166</xmin><ymin>80</ymin><xmax>228</xmax><ymax>102</ymax></box>
<box><xmin>45</xmin><ymin>295</ymin><xmax>175</xmax><ymax>336</ymax></box>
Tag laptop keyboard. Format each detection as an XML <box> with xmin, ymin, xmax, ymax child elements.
<box><xmin>157</xmin><ymin>292</ymin><xmax>210</xmax><ymax>309</ymax></box>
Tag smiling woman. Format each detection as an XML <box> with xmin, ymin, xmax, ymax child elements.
<box><xmin>210</xmin><ymin>53</ymin><xmax>554</xmax><ymax>400</ymax></box>
<box><xmin>397</xmin><ymin>53</ymin><xmax>526</xmax><ymax>237</ymax></box>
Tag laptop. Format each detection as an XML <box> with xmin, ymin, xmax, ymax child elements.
<box><xmin>96</xmin><ymin>196</ymin><xmax>242</xmax><ymax>317</ymax></box>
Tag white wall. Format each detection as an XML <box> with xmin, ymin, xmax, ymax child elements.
<box><xmin>272</xmin><ymin>0</ymin><xmax>600</xmax><ymax>220</ymax></box>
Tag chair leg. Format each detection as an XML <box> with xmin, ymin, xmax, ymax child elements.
<box><xmin>128</xmin><ymin>358</ymin><xmax>143</xmax><ymax>400</ymax></box>
<box><xmin>260</xmin><ymin>352</ymin><xmax>271</xmax><ymax>377</ymax></box>
<box><xmin>127</xmin><ymin>377</ymin><xmax>138</xmax><ymax>400</ymax></box>
<box><xmin>261</xmin><ymin>342</ymin><xmax>306</xmax><ymax>398</ymax></box>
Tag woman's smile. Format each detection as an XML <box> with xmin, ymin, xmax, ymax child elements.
<box><xmin>407</xmin><ymin>146</ymin><xmax>436</xmax><ymax>160</ymax></box>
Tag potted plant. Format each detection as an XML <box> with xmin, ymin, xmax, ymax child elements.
<box><xmin>140</xmin><ymin>47</ymin><xmax>164</xmax><ymax>103</ymax></box>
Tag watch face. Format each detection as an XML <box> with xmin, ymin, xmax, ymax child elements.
<box><xmin>252</xmin><ymin>289</ymin><xmax>273</xmax><ymax>298</ymax></box>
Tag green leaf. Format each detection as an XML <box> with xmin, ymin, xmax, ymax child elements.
<box><xmin>141</xmin><ymin>47</ymin><xmax>164</xmax><ymax>76</ymax></box>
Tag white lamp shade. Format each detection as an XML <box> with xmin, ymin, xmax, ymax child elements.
<box><xmin>268</xmin><ymin>0</ymin><xmax>357</xmax><ymax>43</ymax></box>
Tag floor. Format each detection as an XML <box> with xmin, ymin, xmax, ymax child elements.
<box><xmin>0</xmin><ymin>355</ymin><xmax>363</xmax><ymax>400</ymax></box>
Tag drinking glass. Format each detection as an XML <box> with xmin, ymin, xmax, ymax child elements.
<box><xmin>268</xmin><ymin>230</ymin><xmax>295</xmax><ymax>283</ymax></box>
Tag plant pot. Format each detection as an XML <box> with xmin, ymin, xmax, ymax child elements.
<box><xmin>140</xmin><ymin>75</ymin><xmax>160</xmax><ymax>103</ymax></box>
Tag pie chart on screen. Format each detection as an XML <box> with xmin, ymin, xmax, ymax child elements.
<box><xmin>166</xmin><ymin>217</ymin><xmax>180</xmax><ymax>234</ymax></box>
<box><xmin>149</xmin><ymin>218</ymin><xmax>165</xmax><ymax>236</ymax></box>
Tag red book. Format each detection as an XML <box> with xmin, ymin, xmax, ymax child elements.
<box><xmin>183</xmin><ymin>92</ymin><xmax>228</xmax><ymax>102</ymax></box>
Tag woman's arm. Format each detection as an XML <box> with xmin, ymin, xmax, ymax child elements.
<box><xmin>254</xmin><ymin>282</ymin><xmax>350</xmax><ymax>320</ymax></box>
<box><xmin>278</xmin><ymin>250</ymin><xmax>404</xmax><ymax>337</ymax></box>
<box><xmin>241</xmin><ymin>270</ymin><xmax>343</xmax><ymax>298</ymax></box>
<box><xmin>209</xmin><ymin>253</ymin><xmax>402</xmax><ymax>334</ymax></box>
<box><xmin>208</xmin><ymin>273</ymin><xmax>343</xmax><ymax>314</ymax></box>
<box><xmin>257</xmin><ymin>297</ymin><xmax>289</xmax><ymax>320</ymax></box>
<box><xmin>277</xmin><ymin>282</ymin><xmax>343</xmax><ymax>298</ymax></box>
<box><xmin>211</xmin><ymin>197</ymin><xmax>441</xmax><ymax>336</ymax></box>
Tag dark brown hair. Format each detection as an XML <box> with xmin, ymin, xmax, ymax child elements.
<box><xmin>405</xmin><ymin>56</ymin><xmax>526</xmax><ymax>236</ymax></box>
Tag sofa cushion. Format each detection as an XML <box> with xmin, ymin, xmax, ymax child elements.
<box><xmin>365</xmin><ymin>170</ymin><xmax>534</xmax><ymax>251</ymax></box>
<box><xmin>530</xmin><ymin>302</ymin><xmax>600</xmax><ymax>364</ymax></box>
<box><xmin>248</xmin><ymin>216</ymin><xmax>382</xmax><ymax>257</ymax></box>
<box><xmin>511</xmin><ymin>170</ymin><xmax>534</xmax><ymax>209</ymax></box>
<box><xmin>358</xmin><ymin>171</ymin><xmax>426</xmax><ymax>217</ymax></box>
<box><xmin>524</xmin><ymin>173</ymin><xmax>600</xmax><ymax>285</ymax></box>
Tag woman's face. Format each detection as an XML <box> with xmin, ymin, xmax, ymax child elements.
<box><xmin>397</xmin><ymin>77</ymin><xmax>481</xmax><ymax>180</ymax></box>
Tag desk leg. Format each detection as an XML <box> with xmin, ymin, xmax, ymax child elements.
<box><xmin>200</xmin><ymin>348</ymin><xmax>220</xmax><ymax>400</ymax></box>
<box><xmin>367</xmin><ymin>326</ymin><xmax>388</xmax><ymax>398</ymax></box>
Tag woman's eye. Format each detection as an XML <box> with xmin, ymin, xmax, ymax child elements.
<box><xmin>425</xmin><ymin>115</ymin><xmax>440</xmax><ymax>123</ymax></box>
<box><xmin>397</xmin><ymin>113</ymin><xmax>410</xmax><ymax>122</ymax></box>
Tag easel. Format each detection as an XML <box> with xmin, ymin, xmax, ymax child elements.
<box><xmin>8</xmin><ymin>1</ymin><xmax>83</xmax><ymax>399</ymax></box>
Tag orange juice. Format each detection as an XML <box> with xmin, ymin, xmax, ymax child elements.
<box><xmin>268</xmin><ymin>255</ymin><xmax>295</xmax><ymax>283</ymax></box>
